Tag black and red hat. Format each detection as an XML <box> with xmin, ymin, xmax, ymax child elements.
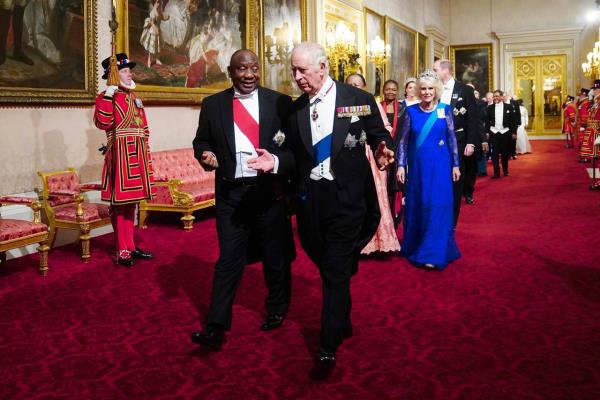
<box><xmin>101</xmin><ymin>53</ymin><xmax>136</xmax><ymax>80</ymax></box>
<box><xmin>593</xmin><ymin>80</ymin><xmax>600</xmax><ymax>89</ymax></box>
<box><xmin>581</xmin><ymin>88</ymin><xmax>590</xmax><ymax>95</ymax></box>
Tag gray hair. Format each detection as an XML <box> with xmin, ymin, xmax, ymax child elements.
<box><xmin>437</xmin><ymin>59</ymin><xmax>453</xmax><ymax>72</ymax></box>
<box><xmin>417</xmin><ymin>75</ymin><xmax>444</xmax><ymax>102</ymax></box>
<box><xmin>291</xmin><ymin>42</ymin><xmax>330</xmax><ymax>71</ymax></box>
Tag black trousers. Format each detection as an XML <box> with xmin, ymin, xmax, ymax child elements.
<box><xmin>491</xmin><ymin>133</ymin><xmax>511</xmax><ymax>176</ymax></box>
<box><xmin>462</xmin><ymin>152</ymin><xmax>478</xmax><ymax>199</ymax></box>
<box><xmin>452</xmin><ymin>141</ymin><xmax>475</xmax><ymax>226</ymax></box>
<box><xmin>297</xmin><ymin>179</ymin><xmax>363</xmax><ymax>351</ymax></box>
<box><xmin>207</xmin><ymin>179</ymin><xmax>291</xmax><ymax>331</ymax></box>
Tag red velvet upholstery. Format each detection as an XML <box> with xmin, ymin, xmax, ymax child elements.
<box><xmin>151</xmin><ymin>148</ymin><xmax>214</xmax><ymax>185</ymax></box>
<box><xmin>54</xmin><ymin>203</ymin><xmax>111</xmax><ymax>222</ymax></box>
<box><xmin>0</xmin><ymin>219</ymin><xmax>48</xmax><ymax>242</ymax></box>
<box><xmin>0</xmin><ymin>196</ymin><xmax>34</xmax><ymax>205</ymax></box>
<box><xmin>181</xmin><ymin>183</ymin><xmax>215</xmax><ymax>203</ymax></box>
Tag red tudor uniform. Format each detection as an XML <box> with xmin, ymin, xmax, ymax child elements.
<box><xmin>576</xmin><ymin>97</ymin><xmax>591</xmax><ymax>147</ymax></box>
<box><xmin>94</xmin><ymin>87</ymin><xmax>156</xmax><ymax>203</ymax></box>
<box><xmin>562</xmin><ymin>99</ymin><xmax>577</xmax><ymax>147</ymax></box>
<box><xmin>94</xmin><ymin>53</ymin><xmax>155</xmax><ymax>266</ymax></box>
<box><xmin>580</xmin><ymin>98</ymin><xmax>600</xmax><ymax>162</ymax></box>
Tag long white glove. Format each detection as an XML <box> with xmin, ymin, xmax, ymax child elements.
<box><xmin>105</xmin><ymin>85</ymin><xmax>118</xmax><ymax>97</ymax></box>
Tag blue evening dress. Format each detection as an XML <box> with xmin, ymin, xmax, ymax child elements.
<box><xmin>397</xmin><ymin>103</ymin><xmax>461</xmax><ymax>269</ymax></box>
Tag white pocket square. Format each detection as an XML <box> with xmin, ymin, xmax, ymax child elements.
<box><xmin>350</xmin><ymin>115</ymin><xmax>360</xmax><ymax>123</ymax></box>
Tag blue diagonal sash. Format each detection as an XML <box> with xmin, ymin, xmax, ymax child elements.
<box><xmin>313</xmin><ymin>134</ymin><xmax>332</xmax><ymax>165</ymax></box>
<box><xmin>416</xmin><ymin>103</ymin><xmax>445</xmax><ymax>149</ymax></box>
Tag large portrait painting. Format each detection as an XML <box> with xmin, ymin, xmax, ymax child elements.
<box><xmin>118</xmin><ymin>0</ymin><xmax>256</xmax><ymax>103</ymax></box>
<box><xmin>261</xmin><ymin>0</ymin><xmax>306</xmax><ymax>96</ymax></box>
<box><xmin>450</xmin><ymin>43</ymin><xmax>493</xmax><ymax>96</ymax></box>
<box><xmin>0</xmin><ymin>0</ymin><xmax>97</xmax><ymax>104</ymax></box>
<box><xmin>364</xmin><ymin>7</ymin><xmax>384</xmax><ymax>97</ymax></box>
<box><xmin>385</xmin><ymin>17</ymin><xmax>416</xmax><ymax>91</ymax></box>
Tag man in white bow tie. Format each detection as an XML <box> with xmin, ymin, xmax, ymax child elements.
<box><xmin>434</xmin><ymin>59</ymin><xmax>481</xmax><ymax>224</ymax></box>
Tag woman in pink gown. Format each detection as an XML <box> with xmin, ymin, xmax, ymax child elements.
<box><xmin>345</xmin><ymin>74</ymin><xmax>400</xmax><ymax>254</ymax></box>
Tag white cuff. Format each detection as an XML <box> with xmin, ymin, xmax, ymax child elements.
<box><xmin>271</xmin><ymin>154</ymin><xmax>279</xmax><ymax>174</ymax></box>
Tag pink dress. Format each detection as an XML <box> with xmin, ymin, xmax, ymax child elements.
<box><xmin>361</xmin><ymin>103</ymin><xmax>401</xmax><ymax>254</ymax></box>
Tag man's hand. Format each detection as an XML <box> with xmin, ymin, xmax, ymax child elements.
<box><xmin>464</xmin><ymin>144</ymin><xmax>475</xmax><ymax>157</ymax></box>
<box><xmin>396</xmin><ymin>167</ymin><xmax>405</xmax><ymax>184</ymax></box>
<box><xmin>452</xmin><ymin>167</ymin><xmax>461</xmax><ymax>182</ymax></box>
<box><xmin>247</xmin><ymin>148</ymin><xmax>275</xmax><ymax>173</ymax></box>
<box><xmin>375</xmin><ymin>141</ymin><xmax>395</xmax><ymax>170</ymax></box>
<box><xmin>200</xmin><ymin>151</ymin><xmax>219</xmax><ymax>169</ymax></box>
<box><xmin>482</xmin><ymin>142</ymin><xmax>489</xmax><ymax>153</ymax></box>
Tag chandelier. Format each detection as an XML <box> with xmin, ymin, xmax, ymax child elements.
<box><xmin>582</xmin><ymin>36</ymin><xmax>600</xmax><ymax>78</ymax></box>
<box><xmin>366</xmin><ymin>35</ymin><xmax>391</xmax><ymax>68</ymax></box>
<box><xmin>325</xmin><ymin>21</ymin><xmax>359</xmax><ymax>81</ymax></box>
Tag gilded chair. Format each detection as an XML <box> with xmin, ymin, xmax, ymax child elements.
<box><xmin>37</xmin><ymin>168</ymin><xmax>111</xmax><ymax>263</ymax></box>
<box><xmin>0</xmin><ymin>196</ymin><xmax>50</xmax><ymax>275</ymax></box>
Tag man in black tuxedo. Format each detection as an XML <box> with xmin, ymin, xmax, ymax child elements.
<box><xmin>190</xmin><ymin>49</ymin><xmax>294</xmax><ymax>350</ymax></box>
<box><xmin>287</xmin><ymin>42</ymin><xmax>394</xmax><ymax>379</ymax></box>
<box><xmin>487</xmin><ymin>90</ymin><xmax>518</xmax><ymax>178</ymax></box>
<box><xmin>433</xmin><ymin>60</ymin><xmax>480</xmax><ymax>224</ymax></box>
<box><xmin>504</xmin><ymin>93</ymin><xmax>522</xmax><ymax>159</ymax></box>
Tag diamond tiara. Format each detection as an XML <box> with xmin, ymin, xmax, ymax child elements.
<box><xmin>418</xmin><ymin>69</ymin><xmax>439</xmax><ymax>80</ymax></box>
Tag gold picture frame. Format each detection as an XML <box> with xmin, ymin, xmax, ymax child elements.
<box><xmin>384</xmin><ymin>16</ymin><xmax>417</xmax><ymax>90</ymax></box>
<box><xmin>260</xmin><ymin>0</ymin><xmax>307</xmax><ymax>97</ymax></box>
<box><xmin>116</xmin><ymin>0</ymin><xmax>258</xmax><ymax>104</ymax></box>
<box><xmin>364</xmin><ymin>7</ymin><xmax>384</xmax><ymax>97</ymax></box>
<box><xmin>417</xmin><ymin>32</ymin><xmax>428</xmax><ymax>73</ymax></box>
<box><xmin>0</xmin><ymin>0</ymin><xmax>97</xmax><ymax>104</ymax></box>
<box><xmin>450</xmin><ymin>43</ymin><xmax>493</xmax><ymax>96</ymax></box>
<box><xmin>322</xmin><ymin>0</ymin><xmax>365</xmax><ymax>82</ymax></box>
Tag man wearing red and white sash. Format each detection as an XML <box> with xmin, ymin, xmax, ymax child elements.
<box><xmin>94</xmin><ymin>53</ymin><xmax>156</xmax><ymax>266</ymax></box>
<box><xmin>191</xmin><ymin>50</ymin><xmax>295</xmax><ymax>349</ymax></box>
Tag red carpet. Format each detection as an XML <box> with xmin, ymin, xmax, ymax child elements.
<box><xmin>1</xmin><ymin>141</ymin><xmax>599</xmax><ymax>399</ymax></box>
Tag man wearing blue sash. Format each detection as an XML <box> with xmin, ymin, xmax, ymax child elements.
<box><xmin>287</xmin><ymin>42</ymin><xmax>394</xmax><ymax>380</ymax></box>
<box><xmin>396</xmin><ymin>70</ymin><xmax>461</xmax><ymax>271</ymax></box>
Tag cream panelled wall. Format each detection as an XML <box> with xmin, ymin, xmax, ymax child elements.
<box><xmin>0</xmin><ymin>0</ymin><xmax>448</xmax><ymax>195</ymax></box>
<box><xmin>449</xmin><ymin>0</ymin><xmax>598</xmax><ymax>91</ymax></box>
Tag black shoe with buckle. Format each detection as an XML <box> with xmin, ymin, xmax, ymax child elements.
<box><xmin>260</xmin><ymin>314</ymin><xmax>285</xmax><ymax>331</ymax></box>
<box><xmin>310</xmin><ymin>348</ymin><xmax>336</xmax><ymax>380</ymax></box>
<box><xmin>117</xmin><ymin>250</ymin><xmax>135</xmax><ymax>267</ymax></box>
<box><xmin>132</xmin><ymin>248</ymin><xmax>154</xmax><ymax>260</ymax></box>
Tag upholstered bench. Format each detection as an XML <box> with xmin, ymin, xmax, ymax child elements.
<box><xmin>139</xmin><ymin>148</ymin><xmax>215</xmax><ymax>231</ymax></box>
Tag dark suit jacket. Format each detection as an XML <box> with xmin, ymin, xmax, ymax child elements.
<box><xmin>485</xmin><ymin>102</ymin><xmax>518</xmax><ymax>136</ymax></box>
<box><xmin>193</xmin><ymin>86</ymin><xmax>294</xmax><ymax>183</ymax></box>
<box><xmin>287</xmin><ymin>82</ymin><xmax>392</xmax><ymax>264</ymax></box>
<box><xmin>449</xmin><ymin>81</ymin><xmax>481</xmax><ymax>151</ymax></box>
<box><xmin>192</xmin><ymin>86</ymin><xmax>295</xmax><ymax>263</ymax></box>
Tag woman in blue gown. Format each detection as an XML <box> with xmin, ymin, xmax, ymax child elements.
<box><xmin>396</xmin><ymin>71</ymin><xmax>461</xmax><ymax>270</ymax></box>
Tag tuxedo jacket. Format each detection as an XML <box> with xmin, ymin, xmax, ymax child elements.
<box><xmin>485</xmin><ymin>103</ymin><xmax>518</xmax><ymax>137</ymax></box>
<box><xmin>192</xmin><ymin>86</ymin><xmax>294</xmax><ymax>187</ymax></box>
<box><xmin>449</xmin><ymin>80</ymin><xmax>481</xmax><ymax>150</ymax></box>
<box><xmin>287</xmin><ymin>82</ymin><xmax>392</xmax><ymax>262</ymax></box>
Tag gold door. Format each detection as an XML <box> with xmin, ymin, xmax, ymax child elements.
<box><xmin>513</xmin><ymin>55</ymin><xmax>566</xmax><ymax>136</ymax></box>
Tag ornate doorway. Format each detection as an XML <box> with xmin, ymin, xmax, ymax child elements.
<box><xmin>513</xmin><ymin>55</ymin><xmax>566</xmax><ymax>136</ymax></box>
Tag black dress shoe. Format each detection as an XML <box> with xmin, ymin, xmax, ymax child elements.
<box><xmin>117</xmin><ymin>256</ymin><xmax>135</xmax><ymax>267</ymax></box>
<box><xmin>579</xmin><ymin>158</ymin><xmax>590</xmax><ymax>163</ymax></box>
<box><xmin>465</xmin><ymin>196</ymin><xmax>474</xmax><ymax>204</ymax></box>
<box><xmin>309</xmin><ymin>349</ymin><xmax>336</xmax><ymax>380</ymax></box>
<box><xmin>491</xmin><ymin>174</ymin><xmax>500</xmax><ymax>179</ymax></box>
<box><xmin>503</xmin><ymin>172</ymin><xmax>509</xmax><ymax>177</ymax></box>
<box><xmin>191</xmin><ymin>329</ymin><xmax>225</xmax><ymax>350</ymax></box>
<box><xmin>132</xmin><ymin>248</ymin><xmax>154</xmax><ymax>260</ymax></box>
<box><xmin>260</xmin><ymin>314</ymin><xmax>284</xmax><ymax>331</ymax></box>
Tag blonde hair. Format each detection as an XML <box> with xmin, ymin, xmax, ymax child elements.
<box><xmin>417</xmin><ymin>75</ymin><xmax>443</xmax><ymax>102</ymax></box>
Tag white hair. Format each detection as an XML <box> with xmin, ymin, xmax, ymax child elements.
<box><xmin>291</xmin><ymin>42</ymin><xmax>329</xmax><ymax>72</ymax></box>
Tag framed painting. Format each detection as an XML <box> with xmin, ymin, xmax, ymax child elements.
<box><xmin>0</xmin><ymin>0</ymin><xmax>97</xmax><ymax>104</ymax></box>
<box><xmin>450</xmin><ymin>43</ymin><xmax>493</xmax><ymax>96</ymax></box>
<box><xmin>384</xmin><ymin>17</ymin><xmax>416</xmax><ymax>92</ymax></box>
<box><xmin>417</xmin><ymin>32</ymin><xmax>428</xmax><ymax>74</ymax></box>
<box><xmin>322</xmin><ymin>0</ymin><xmax>364</xmax><ymax>83</ymax></box>
<box><xmin>364</xmin><ymin>7</ymin><xmax>384</xmax><ymax>97</ymax></box>
<box><xmin>117</xmin><ymin>0</ymin><xmax>258</xmax><ymax>103</ymax></box>
<box><xmin>260</xmin><ymin>0</ymin><xmax>307</xmax><ymax>97</ymax></box>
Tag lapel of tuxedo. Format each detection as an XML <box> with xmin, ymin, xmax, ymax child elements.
<box><xmin>258</xmin><ymin>87</ymin><xmax>272</xmax><ymax>148</ymax></box>
<box><xmin>296</xmin><ymin>94</ymin><xmax>313</xmax><ymax>157</ymax></box>
<box><xmin>219</xmin><ymin>87</ymin><xmax>236</xmax><ymax>157</ymax></box>
<box><xmin>450</xmin><ymin>82</ymin><xmax>460</xmax><ymax>108</ymax></box>
<box><xmin>331</xmin><ymin>83</ymin><xmax>355</xmax><ymax>160</ymax></box>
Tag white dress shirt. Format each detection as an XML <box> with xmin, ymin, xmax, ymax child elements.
<box><xmin>440</xmin><ymin>77</ymin><xmax>455</xmax><ymax>105</ymax></box>
<box><xmin>491</xmin><ymin>102</ymin><xmax>508</xmax><ymax>134</ymax></box>
<box><xmin>309</xmin><ymin>76</ymin><xmax>336</xmax><ymax>181</ymax></box>
<box><xmin>231</xmin><ymin>89</ymin><xmax>278</xmax><ymax>178</ymax></box>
